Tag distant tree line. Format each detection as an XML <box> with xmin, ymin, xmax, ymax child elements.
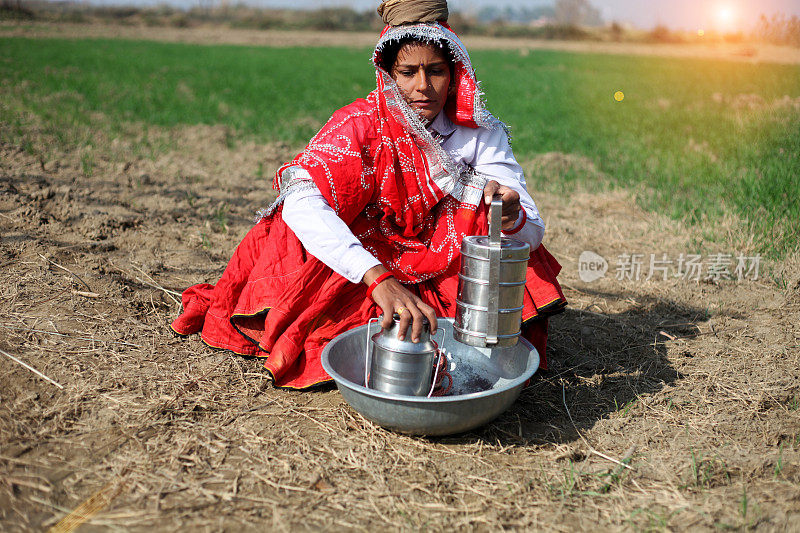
<box><xmin>644</xmin><ymin>14</ymin><xmax>800</xmax><ymax>46</ymax></box>
<box><xmin>477</xmin><ymin>0</ymin><xmax>602</xmax><ymax>27</ymax></box>
<box><xmin>554</xmin><ymin>0</ymin><xmax>603</xmax><ymax>27</ymax></box>
<box><xmin>477</xmin><ymin>5</ymin><xmax>555</xmax><ymax>25</ymax></box>
<box><xmin>755</xmin><ymin>13</ymin><xmax>800</xmax><ymax>46</ymax></box>
<box><xmin>1</xmin><ymin>0</ymin><xmax>33</xmax><ymax>19</ymax></box>
<box><xmin>3</xmin><ymin>0</ymin><xmax>799</xmax><ymax>47</ymax></box>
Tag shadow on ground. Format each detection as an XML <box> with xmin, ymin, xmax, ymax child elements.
<box><xmin>440</xmin><ymin>289</ymin><xmax>740</xmax><ymax>446</ymax></box>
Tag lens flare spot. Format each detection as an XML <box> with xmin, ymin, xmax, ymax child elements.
<box><xmin>698</xmin><ymin>29</ymin><xmax>705</xmax><ymax>36</ymax></box>
<box><xmin>614</xmin><ymin>91</ymin><xmax>625</xmax><ymax>102</ymax></box>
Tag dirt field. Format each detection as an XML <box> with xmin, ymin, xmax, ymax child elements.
<box><xmin>3</xmin><ymin>21</ymin><xmax>800</xmax><ymax>65</ymax></box>
<box><xmin>2</xmin><ymin>31</ymin><xmax>800</xmax><ymax>532</ymax></box>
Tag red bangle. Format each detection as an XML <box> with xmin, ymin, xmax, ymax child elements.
<box><xmin>503</xmin><ymin>209</ymin><xmax>527</xmax><ymax>235</ymax></box>
<box><xmin>366</xmin><ymin>272</ymin><xmax>394</xmax><ymax>300</ymax></box>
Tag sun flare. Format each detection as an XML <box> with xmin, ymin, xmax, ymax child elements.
<box><xmin>714</xmin><ymin>3</ymin><xmax>738</xmax><ymax>31</ymax></box>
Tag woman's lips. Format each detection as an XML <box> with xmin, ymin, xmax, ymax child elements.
<box><xmin>413</xmin><ymin>100</ymin><xmax>436</xmax><ymax>108</ymax></box>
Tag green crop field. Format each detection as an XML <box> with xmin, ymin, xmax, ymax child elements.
<box><xmin>2</xmin><ymin>37</ymin><xmax>798</xmax><ymax>257</ymax></box>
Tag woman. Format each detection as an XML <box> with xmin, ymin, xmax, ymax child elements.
<box><xmin>171</xmin><ymin>2</ymin><xmax>566</xmax><ymax>389</ymax></box>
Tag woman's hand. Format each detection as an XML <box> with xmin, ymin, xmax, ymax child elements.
<box><xmin>363</xmin><ymin>266</ymin><xmax>438</xmax><ymax>342</ymax></box>
<box><xmin>483</xmin><ymin>180</ymin><xmax>522</xmax><ymax>230</ymax></box>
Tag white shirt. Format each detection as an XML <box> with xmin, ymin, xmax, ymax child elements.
<box><xmin>282</xmin><ymin>112</ymin><xmax>545</xmax><ymax>283</ymax></box>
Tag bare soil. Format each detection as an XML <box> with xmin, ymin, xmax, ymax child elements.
<box><xmin>3</xmin><ymin>21</ymin><xmax>800</xmax><ymax>65</ymax></box>
<box><xmin>1</xmin><ymin>37</ymin><xmax>800</xmax><ymax>532</ymax></box>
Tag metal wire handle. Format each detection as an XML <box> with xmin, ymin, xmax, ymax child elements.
<box><xmin>427</xmin><ymin>327</ymin><xmax>447</xmax><ymax>398</ymax></box>
<box><xmin>364</xmin><ymin>317</ymin><xmax>380</xmax><ymax>389</ymax></box>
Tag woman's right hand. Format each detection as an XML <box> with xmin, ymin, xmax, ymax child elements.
<box><xmin>363</xmin><ymin>266</ymin><xmax>438</xmax><ymax>343</ymax></box>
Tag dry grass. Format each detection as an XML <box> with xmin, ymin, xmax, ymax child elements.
<box><xmin>1</xmin><ymin>82</ymin><xmax>799</xmax><ymax>531</ymax></box>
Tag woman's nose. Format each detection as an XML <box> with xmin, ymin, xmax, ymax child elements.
<box><xmin>415</xmin><ymin>71</ymin><xmax>430</xmax><ymax>91</ymax></box>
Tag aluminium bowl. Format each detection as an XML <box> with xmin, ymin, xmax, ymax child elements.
<box><xmin>321</xmin><ymin>318</ymin><xmax>539</xmax><ymax>436</ymax></box>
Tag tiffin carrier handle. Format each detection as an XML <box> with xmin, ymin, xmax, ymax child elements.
<box><xmin>489</xmin><ymin>196</ymin><xmax>502</xmax><ymax>247</ymax></box>
<box><xmin>486</xmin><ymin>197</ymin><xmax>502</xmax><ymax>345</ymax></box>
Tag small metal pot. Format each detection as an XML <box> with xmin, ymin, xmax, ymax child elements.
<box><xmin>366</xmin><ymin>314</ymin><xmax>438</xmax><ymax>397</ymax></box>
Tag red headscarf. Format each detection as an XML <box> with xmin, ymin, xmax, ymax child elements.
<box><xmin>275</xmin><ymin>22</ymin><xmax>507</xmax><ymax>283</ymax></box>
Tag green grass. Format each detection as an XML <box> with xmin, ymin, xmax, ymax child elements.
<box><xmin>0</xmin><ymin>38</ymin><xmax>375</xmax><ymax>144</ymax></box>
<box><xmin>2</xmin><ymin>36</ymin><xmax>798</xmax><ymax>257</ymax></box>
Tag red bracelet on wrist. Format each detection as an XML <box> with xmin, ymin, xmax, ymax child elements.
<box><xmin>366</xmin><ymin>272</ymin><xmax>394</xmax><ymax>300</ymax></box>
<box><xmin>502</xmin><ymin>209</ymin><xmax>527</xmax><ymax>235</ymax></box>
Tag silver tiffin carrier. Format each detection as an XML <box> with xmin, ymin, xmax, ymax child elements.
<box><xmin>454</xmin><ymin>198</ymin><xmax>530</xmax><ymax>347</ymax></box>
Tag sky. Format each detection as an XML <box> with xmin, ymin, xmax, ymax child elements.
<box><xmin>84</xmin><ymin>0</ymin><xmax>800</xmax><ymax>30</ymax></box>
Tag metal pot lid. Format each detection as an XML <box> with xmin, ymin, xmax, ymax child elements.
<box><xmin>371</xmin><ymin>315</ymin><xmax>437</xmax><ymax>355</ymax></box>
<box><xmin>460</xmin><ymin>236</ymin><xmax>530</xmax><ymax>260</ymax></box>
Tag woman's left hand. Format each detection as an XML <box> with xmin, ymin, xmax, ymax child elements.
<box><xmin>483</xmin><ymin>180</ymin><xmax>522</xmax><ymax>230</ymax></box>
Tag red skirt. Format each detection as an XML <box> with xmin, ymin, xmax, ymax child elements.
<box><xmin>171</xmin><ymin>209</ymin><xmax>566</xmax><ymax>389</ymax></box>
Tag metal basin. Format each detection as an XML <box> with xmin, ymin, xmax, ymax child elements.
<box><xmin>321</xmin><ymin>318</ymin><xmax>539</xmax><ymax>436</ymax></box>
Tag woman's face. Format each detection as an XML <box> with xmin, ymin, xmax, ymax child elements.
<box><xmin>390</xmin><ymin>42</ymin><xmax>452</xmax><ymax>122</ymax></box>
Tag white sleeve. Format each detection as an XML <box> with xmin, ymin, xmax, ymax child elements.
<box><xmin>470</xmin><ymin>127</ymin><xmax>545</xmax><ymax>250</ymax></box>
<box><xmin>282</xmin><ymin>184</ymin><xmax>382</xmax><ymax>284</ymax></box>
